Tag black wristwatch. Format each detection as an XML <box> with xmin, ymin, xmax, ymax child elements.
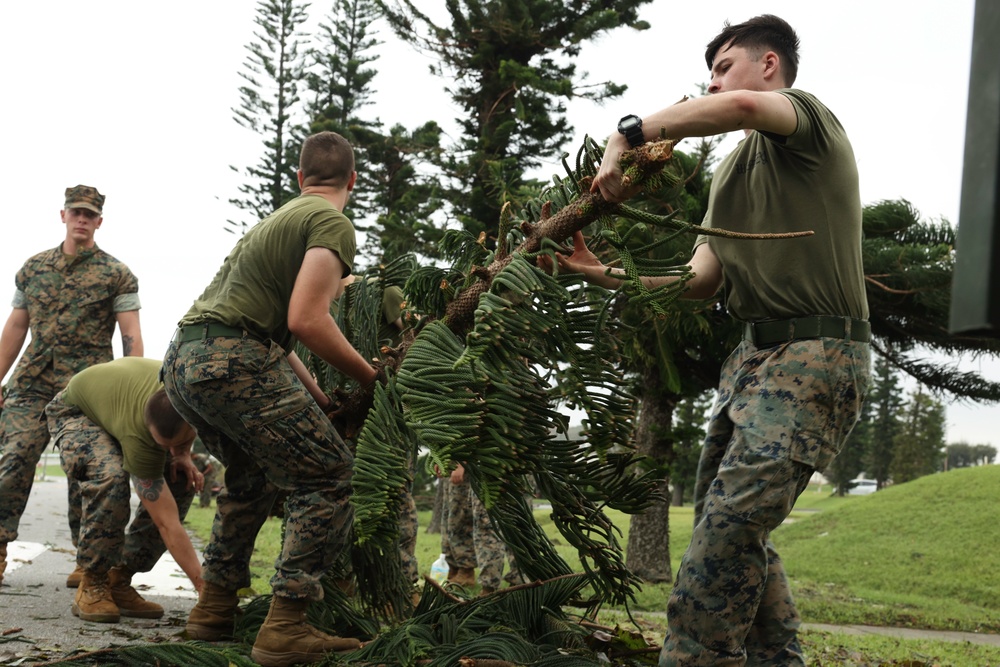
<box><xmin>617</xmin><ymin>114</ymin><xmax>644</xmax><ymax>148</ymax></box>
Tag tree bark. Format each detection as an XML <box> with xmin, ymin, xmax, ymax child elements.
<box><xmin>625</xmin><ymin>368</ymin><xmax>676</xmax><ymax>583</ymax></box>
<box><xmin>427</xmin><ymin>478</ymin><xmax>445</xmax><ymax>534</ymax></box>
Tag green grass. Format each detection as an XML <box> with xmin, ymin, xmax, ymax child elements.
<box><xmin>181</xmin><ymin>466</ymin><xmax>1000</xmax><ymax>664</ymax></box>
<box><xmin>776</xmin><ymin>465</ymin><xmax>1000</xmax><ymax>633</ymax></box>
<box><xmin>34</xmin><ymin>464</ymin><xmax>66</xmax><ymax>479</ymax></box>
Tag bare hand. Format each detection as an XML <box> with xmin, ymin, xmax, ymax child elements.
<box><xmin>171</xmin><ymin>456</ymin><xmax>204</xmax><ymax>493</ymax></box>
<box><xmin>591</xmin><ymin>135</ymin><xmax>629</xmax><ymax>202</ymax></box>
<box><xmin>539</xmin><ymin>231</ymin><xmax>618</xmax><ymax>289</ymax></box>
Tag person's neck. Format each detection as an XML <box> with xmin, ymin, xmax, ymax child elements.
<box><xmin>300</xmin><ymin>185</ymin><xmax>349</xmax><ymax>211</ymax></box>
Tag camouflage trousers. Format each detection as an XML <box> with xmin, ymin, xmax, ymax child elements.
<box><xmin>661</xmin><ymin>338</ymin><xmax>870</xmax><ymax>667</ymax></box>
<box><xmin>45</xmin><ymin>391</ymin><xmax>196</xmax><ymax>574</ymax></box>
<box><xmin>162</xmin><ymin>335</ymin><xmax>354</xmax><ymax>601</ymax></box>
<box><xmin>0</xmin><ymin>366</ymin><xmax>61</xmax><ymax>545</ymax></box>
<box><xmin>441</xmin><ymin>478</ymin><xmax>520</xmax><ymax>591</ymax></box>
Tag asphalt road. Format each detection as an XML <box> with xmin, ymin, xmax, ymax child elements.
<box><xmin>0</xmin><ymin>474</ymin><xmax>200</xmax><ymax>665</ymax></box>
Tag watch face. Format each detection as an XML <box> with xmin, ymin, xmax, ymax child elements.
<box><xmin>619</xmin><ymin>116</ymin><xmax>640</xmax><ymax>132</ymax></box>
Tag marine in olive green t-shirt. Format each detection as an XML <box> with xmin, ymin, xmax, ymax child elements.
<box><xmin>63</xmin><ymin>357</ymin><xmax>168</xmax><ymax>480</ymax></box>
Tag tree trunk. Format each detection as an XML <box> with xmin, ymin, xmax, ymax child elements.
<box><xmin>625</xmin><ymin>368</ymin><xmax>676</xmax><ymax>583</ymax></box>
<box><xmin>671</xmin><ymin>483</ymin><xmax>685</xmax><ymax>507</ymax></box>
<box><xmin>427</xmin><ymin>478</ymin><xmax>445</xmax><ymax>534</ymax></box>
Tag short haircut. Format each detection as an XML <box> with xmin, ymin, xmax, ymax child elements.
<box><xmin>144</xmin><ymin>389</ymin><xmax>187</xmax><ymax>440</ymax></box>
<box><xmin>299</xmin><ymin>131</ymin><xmax>355</xmax><ymax>188</ymax></box>
<box><xmin>705</xmin><ymin>14</ymin><xmax>800</xmax><ymax>86</ymax></box>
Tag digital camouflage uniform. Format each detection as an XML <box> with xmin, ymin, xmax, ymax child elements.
<box><xmin>191</xmin><ymin>452</ymin><xmax>217</xmax><ymax>508</ymax></box>
<box><xmin>660</xmin><ymin>89</ymin><xmax>871</xmax><ymax>666</ymax></box>
<box><xmin>0</xmin><ymin>244</ymin><xmax>140</xmax><ymax>548</ymax></box>
<box><xmin>162</xmin><ymin>194</ymin><xmax>358</xmax><ymax>601</ymax></box>
<box><xmin>441</xmin><ymin>477</ymin><xmax>520</xmax><ymax>591</ymax></box>
<box><xmin>45</xmin><ymin>364</ymin><xmax>196</xmax><ymax>575</ymax></box>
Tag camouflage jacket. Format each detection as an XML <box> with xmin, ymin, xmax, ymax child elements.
<box><xmin>8</xmin><ymin>244</ymin><xmax>140</xmax><ymax>392</ymax></box>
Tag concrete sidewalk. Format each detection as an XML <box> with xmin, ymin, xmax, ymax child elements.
<box><xmin>802</xmin><ymin>622</ymin><xmax>1000</xmax><ymax>648</ymax></box>
<box><xmin>0</xmin><ymin>476</ymin><xmax>200</xmax><ymax>665</ymax></box>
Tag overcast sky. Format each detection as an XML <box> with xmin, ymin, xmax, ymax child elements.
<box><xmin>1</xmin><ymin>0</ymin><xmax>996</xmax><ymax>446</ymax></box>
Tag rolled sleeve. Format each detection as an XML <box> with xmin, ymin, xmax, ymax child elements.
<box><xmin>114</xmin><ymin>293</ymin><xmax>142</xmax><ymax>312</ymax></box>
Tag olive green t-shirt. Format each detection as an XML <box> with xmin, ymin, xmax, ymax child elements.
<box><xmin>180</xmin><ymin>195</ymin><xmax>357</xmax><ymax>350</ymax></box>
<box><xmin>63</xmin><ymin>357</ymin><xmax>167</xmax><ymax>480</ymax></box>
<box><xmin>331</xmin><ymin>282</ymin><xmax>407</xmax><ymax>349</ymax></box>
<box><xmin>695</xmin><ymin>89</ymin><xmax>869</xmax><ymax>322</ymax></box>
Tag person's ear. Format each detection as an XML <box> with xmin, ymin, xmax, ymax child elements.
<box><xmin>762</xmin><ymin>50</ymin><xmax>780</xmax><ymax>82</ymax></box>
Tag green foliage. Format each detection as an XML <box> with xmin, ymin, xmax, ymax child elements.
<box><xmin>228</xmin><ymin>0</ymin><xmax>310</xmax><ymax>232</ymax></box>
<box><xmin>376</xmin><ymin>0</ymin><xmax>653</xmax><ymax>241</ymax></box>
<box><xmin>339</xmin><ymin>575</ymin><xmax>604</xmax><ymax>666</ymax></box>
<box><xmin>945</xmin><ymin>441</ymin><xmax>997</xmax><ymax>468</ymax></box>
<box><xmin>827</xmin><ymin>396</ymin><xmax>872</xmax><ymax>495</ymax></box>
<box><xmin>666</xmin><ymin>391</ymin><xmax>713</xmax><ymax>504</ymax></box>
<box><xmin>866</xmin><ymin>355</ymin><xmax>904</xmax><ymax>487</ymax></box>
<box><xmin>889</xmin><ymin>387</ymin><xmax>946</xmax><ymax>483</ymax></box>
<box><xmin>864</xmin><ymin>199</ymin><xmax>1000</xmax><ymax>400</ymax></box>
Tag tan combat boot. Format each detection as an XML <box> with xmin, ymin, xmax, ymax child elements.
<box><xmin>0</xmin><ymin>543</ymin><xmax>7</xmax><ymax>588</ymax></box>
<box><xmin>186</xmin><ymin>581</ymin><xmax>240</xmax><ymax>641</ymax></box>
<box><xmin>72</xmin><ymin>571</ymin><xmax>120</xmax><ymax>623</ymax></box>
<box><xmin>108</xmin><ymin>567</ymin><xmax>164</xmax><ymax>618</ymax></box>
<box><xmin>250</xmin><ymin>596</ymin><xmax>361</xmax><ymax>667</ymax></box>
<box><xmin>447</xmin><ymin>567</ymin><xmax>476</xmax><ymax>588</ymax></box>
<box><xmin>66</xmin><ymin>564</ymin><xmax>85</xmax><ymax>588</ymax></box>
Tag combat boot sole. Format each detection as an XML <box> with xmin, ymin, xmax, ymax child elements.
<box><xmin>186</xmin><ymin>621</ymin><xmax>235</xmax><ymax>642</ymax></box>
<box><xmin>72</xmin><ymin>602</ymin><xmax>120</xmax><ymax>623</ymax></box>
<box><xmin>251</xmin><ymin>641</ymin><xmax>359</xmax><ymax>667</ymax></box>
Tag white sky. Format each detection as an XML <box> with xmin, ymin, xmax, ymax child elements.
<box><xmin>1</xmin><ymin>0</ymin><xmax>996</xmax><ymax>446</ymax></box>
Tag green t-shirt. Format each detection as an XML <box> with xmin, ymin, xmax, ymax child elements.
<box><xmin>63</xmin><ymin>357</ymin><xmax>166</xmax><ymax>480</ymax></box>
<box><xmin>180</xmin><ymin>195</ymin><xmax>357</xmax><ymax>350</ymax></box>
<box><xmin>696</xmin><ymin>89</ymin><xmax>869</xmax><ymax>322</ymax></box>
<box><xmin>331</xmin><ymin>282</ymin><xmax>407</xmax><ymax>350</ymax></box>
<box><xmin>379</xmin><ymin>285</ymin><xmax>406</xmax><ymax>348</ymax></box>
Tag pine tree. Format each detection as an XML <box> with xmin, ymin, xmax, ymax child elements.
<box><xmin>306</xmin><ymin>0</ymin><xmax>445</xmax><ymax>264</ymax></box>
<box><xmin>377</xmin><ymin>0</ymin><xmax>652</xmax><ymax>243</ymax></box>
<box><xmin>228</xmin><ymin>0</ymin><xmax>311</xmax><ymax>233</ymax></box>
<box><xmin>828</xmin><ymin>395</ymin><xmax>872</xmax><ymax>495</ymax></box>
<box><xmin>890</xmin><ymin>387</ymin><xmax>946</xmax><ymax>483</ymax></box>
<box><xmin>867</xmin><ymin>355</ymin><xmax>903</xmax><ymax>488</ymax></box>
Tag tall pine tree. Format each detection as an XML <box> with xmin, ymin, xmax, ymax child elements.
<box><xmin>377</xmin><ymin>0</ymin><xmax>652</xmax><ymax>242</ymax></box>
<box><xmin>890</xmin><ymin>387</ymin><xmax>946</xmax><ymax>483</ymax></box>
<box><xmin>866</xmin><ymin>355</ymin><xmax>903</xmax><ymax>488</ymax></box>
<box><xmin>228</xmin><ymin>0</ymin><xmax>311</xmax><ymax>232</ymax></box>
<box><xmin>306</xmin><ymin>0</ymin><xmax>445</xmax><ymax>265</ymax></box>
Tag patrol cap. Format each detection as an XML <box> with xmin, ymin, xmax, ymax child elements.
<box><xmin>64</xmin><ymin>185</ymin><xmax>105</xmax><ymax>215</ymax></box>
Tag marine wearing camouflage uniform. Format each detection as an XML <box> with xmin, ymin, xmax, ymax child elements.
<box><xmin>658</xmin><ymin>86</ymin><xmax>871</xmax><ymax>665</ymax></box>
<box><xmin>45</xmin><ymin>359</ymin><xmax>196</xmax><ymax>576</ymax></box>
<box><xmin>162</xmin><ymin>194</ymin><xmax>359</xmax><ymax>601</ymax></box>
<box><xmin>442</xmin><ymin>476</ymin><xmax>520</xmax><ymax>592</ymax></box>
<box><xmin>0</xmin><ymin>185</ymin><xmax>140</xmax><ymax>563</ymax></box>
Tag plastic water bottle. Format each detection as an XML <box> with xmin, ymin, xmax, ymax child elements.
<box><xmin>430</xmin><ymin>553</ymin><xmax>448</xmax><ymax>583</ymax></box>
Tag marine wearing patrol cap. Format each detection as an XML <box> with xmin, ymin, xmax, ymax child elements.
<box><xmin>64</xmin><ymin>185</ymin><xmax>105</xmax><ymax>215</ymax></box>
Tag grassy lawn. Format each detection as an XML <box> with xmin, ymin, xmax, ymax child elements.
<box><xmin>182</xmin><ymin>465</ymin><xmax>1000</xmax><ymax>666</ymax></box>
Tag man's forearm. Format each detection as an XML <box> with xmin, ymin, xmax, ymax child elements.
<box><xmin>157</xmin><ymin>520</ymin><xmax>203</xmax><ymax>591</ymax></box>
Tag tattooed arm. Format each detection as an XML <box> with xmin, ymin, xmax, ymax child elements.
<box><xmin>132</xmin><ymin>475</ymin><xmax>203</xmax><ymax>592</ymax></box>
<box><xmin>115</xmin><ymin>310</ymin><xmax>144</xmax><ymax>357</ymax></box>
